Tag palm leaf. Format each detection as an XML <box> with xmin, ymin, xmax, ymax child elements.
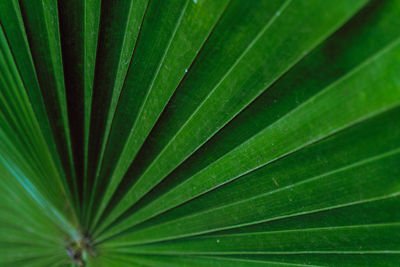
<box><xmin>1</xmin><ymin>0</ymin><xmax>399</xmax><ymax>266</ymax></box>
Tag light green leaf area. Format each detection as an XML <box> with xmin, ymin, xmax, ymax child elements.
<box><xmin>1</xmin><ymin>0</ymin><xmax>400</xmax><ymax>266</ymax></box>
<box><xmin>0</xmin><ymin>163</ymin><xmax>73</xmax><ymax>266</ymax></box>
<box><xmin>0</xmin><ymin>24</ymin><xmax>76</xmax><ymax>226</ymax></box>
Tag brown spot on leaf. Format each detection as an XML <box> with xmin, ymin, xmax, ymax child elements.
<box><xmin>272</xmin><ymin>177</ymin><xmax>279</xmax><ymax>187</ymax></box>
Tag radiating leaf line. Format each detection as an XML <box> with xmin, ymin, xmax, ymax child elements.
<box><xmin>145</xmin><ymin>0</ymin><xmax>292</xmax><ymax>155</ymax></box>
<box><xmin>89</xmin><ymin>1</ymin><xmax>288</xmax><ymax>219</ymax></box>
<box><xmin>93</xmin><ymin>0</ymin><xmax>396</xmax><ymax>240</ymax></box>
<box><xmin>94</xmin><ymin>0</ymin><xmax>291</xmax><ymax>226</ymax></box>
<box><xmin>154</xmin><ymin>34</ymin><xmax>400</xmax><ymax>205</ymax></box>
<box><xmin>87</xmin><ymin>0</ymin><xmax>150</xmax><ymax>185</ymax></box>
<box><xmin>0</xmin><ymin>32</ymin><xmax>47</xmax><ymax>168</ymax></box>
<box><xmin>90</xmin><ymin>0</ymin><xmax>192</xmax><ymax>229</ymax></box>
<box><xmin>112</xmin><ymin>193</ymin><xmax>400</xmax><ymax>247</ymax></box>
<box><xmin>92</xmin><ymin>0</ymin><xmax>231</xmax><ymax>231</ymax></box>
<box><xmin>0</xmin><ymin>253</ymin><xmax>65</xmax><ymax>266</ymax></box>
<box><xmin>2</xmin><ymin>1</ymin><xmax>400</xmax><ymax>265</ymax></box>
<box><xmin>16</xmin><ymin>0</ymin><xmax>80</xmax><ymax>211</ymax></box>
<box><xmin>101</xmin><ymin>253</ymin><xmax>315</xmax><ymax>267</ymax></box>
<box><xmin>39</xmin><ymin>0</ymin><xmax>77</xmax><ymax>194</ymax></box>
<box><xmin>0</xmin><ymin>221</ymin><xmax>60</xmax><ymax>245</ymax></box>
<box><xmin>82</xmin><ymin>0</ymin><xmax>101</xmax><ymax>203</ymax></box>
<box><xmin>210</xmin><ymin>194</ymin><xmax>400</xmax><ymax>237</ymax></box>
<box><xmin>108</xmin><ymin>223</ymin><xmax>400</xmax><ymax>255</ymax></box>
<box><xmin>95</xmin><ymin>106</ymin><xmax>400</xmax><ymax>239</ymax></box>
<box><xmin>95</xmin><ymin>0</ymin><xmax>234</xmax><ymax>204</ymax></box>
<box><xmin>159</xmin><ymin>147</ymin><xmax>400</xmax><ymax>226</ymax></box>
<box><xmin>95</xmin><ymin>34</ymin><xmax>400</xmax><ymax>238</ymax></box>
<box><xmin>0</xmin><ymin>155</ymin><xmax>78</xmax><ymax>240</ymax></box>
<box><xmin>86</xmin><ymin>0</ymin><xmax>150</xmax><ymax>225</ymax></box>
<box><xmin>142</xmin><ymin>0</ymin><xmax>292</xmax><ymax>160</ymax></box>
<box><xmin>188</xmin><ymin>221</ymin><xmax>400</xmax><ymax>243</ymax></box>
<box><xmin>225</xmin><ymin>254</ymin><xmax>400</xmax><ymax>267</ymax></box>
<box><xmin>196</xmin><ymin>256</ymin><xmax>316</xmax><ymax>267</ymax></box>
<box><xmin>0</xmin><ymin>25</ymin><xmax>79</xmax><ymax>235</ymax></box>
<box><xmin>95</xmin><ymin>0</ymin><xmax>369</xmax><ymax>234</ymax></box>
<box><xmin>57</xmin><ymin>0</ymin><xmax>101</xmax><ymax>222</ymax></box>
<box><xmin>117</xmin><ymin>253</ymin><xmax>400</xmax><ymax>267</ymax></box>
<box><xmin>0</xmin><ymin>61</ymin><xmax>68</xmax><ymax>204</ymax></box>
<box><xmin>98</xmin><ymin>145</ymin><xmax>400</xmax><ymax>245</ymax></box>
<box><xmin>0</xmin><ymin>0</ymin><xmax>64</xmax><ymax>185</ymax></box>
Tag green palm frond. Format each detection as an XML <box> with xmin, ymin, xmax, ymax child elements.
<box><xmin>1</xmin><ymin>0</ymin><xmax>399</xmax><ymax>266</ymax></box>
